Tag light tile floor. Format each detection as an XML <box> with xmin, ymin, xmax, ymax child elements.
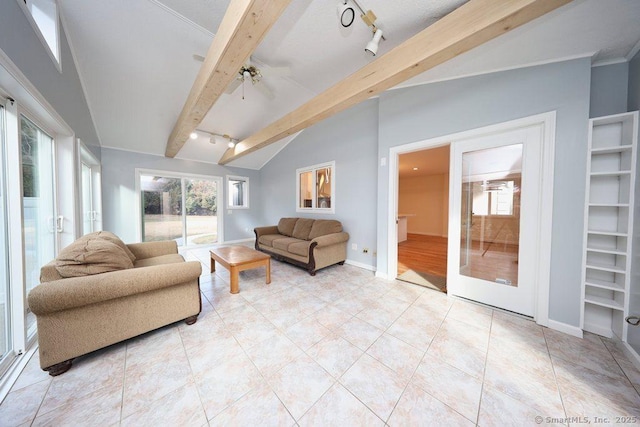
<box><xmin>2</xmin><ymin>244</ymin><xmax>640</xmax><ymax>426</ymax></box>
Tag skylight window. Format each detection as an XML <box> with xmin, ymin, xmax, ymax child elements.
<box><xmin>19</xmin><ymin>0</ymin><xmax>61</xmax><ymax>69</ymax></box>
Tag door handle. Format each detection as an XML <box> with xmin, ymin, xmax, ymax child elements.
<box><xmin>626</xmin><ymin>316</ymin><xmax>640</xmax><ymax>326</ymax></box>
<box><xmin>56</xmin><ymin>215</ymin><xmax>64</xmax><ymax>233</ymax></box>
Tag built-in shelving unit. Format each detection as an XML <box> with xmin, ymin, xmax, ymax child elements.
<box><xmin>581</xmin><ymin>112</ymin><xmax>638</xmax><ymax>339</ymax></box>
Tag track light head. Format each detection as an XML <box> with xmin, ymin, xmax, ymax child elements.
<box><xmin>365</xmin><ymin>28</ymin><xmax>383</xmax><ymax>56</ymax></box>
<box><xmin>337</xmin><ymin>1</ymin><xmax>355</xmax><ymax>27</ymax></box>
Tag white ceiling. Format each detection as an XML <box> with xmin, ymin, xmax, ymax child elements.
<box><xmin>58</xmin><ymin>0</ymin><xmax>640</xmax><ymax>170</ymax></box>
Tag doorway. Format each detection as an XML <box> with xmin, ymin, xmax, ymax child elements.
<box><xmin>396</xmin><ymin>145</ymin><xmax>450</xmax><ymax>293</ymax></box>
<box><xmin>388</xmin><ymin>113</ymin><xmax>555</xmax><ymax>321</ymax></box>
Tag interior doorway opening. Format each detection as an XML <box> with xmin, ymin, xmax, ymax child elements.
<box><xmin>397</xmin><ymin>145</ymin><xmax>450</xmax><ymax>293</ymax></box>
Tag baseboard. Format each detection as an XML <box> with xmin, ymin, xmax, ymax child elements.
<box><xmin>221</xmin><ymin>238</ymin><xmax>254</xmax><ymax>245</ymax></box>
<box><xmin>547</xmin><ymin>319</ymin><xmax>584</xmax><ymax>338</ymax></box>
<box><xmin>623</xmin><ymin>341</ymin><xmax>640</xmax><ymax>371</ymax></box>
<box><xmin>345</xmin><ymin>259</ymin><xmax>376</xmax><ymax>272</ymax></box>
<box><xmin>407</xmin><ymin>232</ymin><xmax>443</xmax><ymax>237</ymax></box>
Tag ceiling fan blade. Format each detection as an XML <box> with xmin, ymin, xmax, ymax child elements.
<box><xmin>225</xmin><ymin>77</ymin><xmax>242</xmax><ymax>94</ymax></box>
<box><xmin>250</xmin><ymin>57</ymin><xmax>291</xmax><ymax>78</ymax></box>
<box><xmin>254</xmin><ymin>81</ymin><xmax>275</xmax><ymax>100</ymax></box>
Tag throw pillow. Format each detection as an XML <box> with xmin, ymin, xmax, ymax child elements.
<box><xmin>55</xmin><ymin>237</ymin><xmax>134</xmax><ymax>278</ymax></box>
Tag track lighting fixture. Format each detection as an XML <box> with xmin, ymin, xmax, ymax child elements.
<box><xmin>189</xmin><ymin>129</ymin><xmax>238</xmax><ymax>147</ymax></box>
<box><xmin>337</xmin><ymin>1</ymin><xmax>355</xmax><ymax>27</ymax></box>
<box><xmin>365</xmin><ymin>28</ymin><xmax>383</xmax><ymax>56</ymax></box>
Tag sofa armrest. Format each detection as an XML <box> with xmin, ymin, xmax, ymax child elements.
<box><xmin>127</xmin><ymin>241</ymin><xmax>178</xmax><ymax>259</ymax></box>
<box><xmin>312</xmin><ymin>232</ymin><xmax>350</xmax><ymax>248</ymax></box>
<box><xmin>28</xmin><ymin>261</ymin><xmax>201</xmax><ymax>315</ymax></box>
<box><xmin>254</xmin><ymin>226</ymin><xmax>279</xmax><ymax>239</ymax></box>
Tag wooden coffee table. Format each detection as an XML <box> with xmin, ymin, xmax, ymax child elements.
<box><xmin>210</xmin><ymin>246</ymin><xmax>271</xmax><ymax>294</ymax></box>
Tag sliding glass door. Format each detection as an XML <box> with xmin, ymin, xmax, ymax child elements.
<box><xmin>0</xmin><ymin>103</ymin><xmax>12</xmax><ymax>373</ymax></box>
<box><xmin>21</xmin><ymin>115</ymin><xmax>56</xmax><ymax>337</ymax></box>
<box><xmin>140</xmin><ymin>172</ymin><xmax>220</xmax><ymax>246</ymax></box>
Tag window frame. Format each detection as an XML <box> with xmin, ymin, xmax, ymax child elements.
<box><xmin>226</xmin><ymin>175</ymin><xmax>249</xmax><ymax>209</ymax></box>
<box><xmin>17</xmin><ymin>0</ymin><xmax>62</xmax><ymax>72</ymax></box>
<box><xmin>296</xmin><ymin>161</ymin><xmax>335</xmax><ymax>214</ymax></box>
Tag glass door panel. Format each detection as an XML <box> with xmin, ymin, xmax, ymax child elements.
<box><xmin>140</xmin><ymin>175</ymin><xmax>183</xmax><ymax>242</ymax></box>
<box><xmin>460</xmin><ymin>145</ymin><xmax>522</xmax><ymax>287</ymax></box>
<box><xmin>185</xmin><ymin>179</ymin><xmax>218</xmax><ymax>245</ymax></box>
<box><xmin>21</xmin><ymin>115</ymin><xmax>56</xmax><ymax>335</ymax></box>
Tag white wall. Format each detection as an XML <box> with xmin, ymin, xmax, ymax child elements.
<box><xmin>259</xmin><ymin>99</ymin><xmax>379</xmax><ymax>269</ymax></box>
<box><xmin>399</xmin><ymin>174</ymin><xmax>448</xmax><ymax>237</ymax></box>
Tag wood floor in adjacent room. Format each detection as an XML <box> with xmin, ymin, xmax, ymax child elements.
<box><xmin>397</xmin><ymin>234</ymin><xmax>448</xmax><ymax>277</ymax></box>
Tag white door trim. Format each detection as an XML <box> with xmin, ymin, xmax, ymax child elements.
<box><xmin>387</xmin><ymin>112</ymin><xmax>556</xmax><ymax>325</ymax></box>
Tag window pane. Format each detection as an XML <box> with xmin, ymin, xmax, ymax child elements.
<box><xmin>228</xmin><ymin>178</ymin><xmax>246</xmax><ymax>208</ymax></box>
<box><xmin>186</xmin><ymin>179</ymin><xmax>218</xmax><ymax>245</ymax></box>
<box><xmin>0</xmin><ymin>105</ymin><xmax>11</xmax><ymax>364</ymax></box>
<box><xmin>21</xmin><ymin>115</ymin><xmax>55</xmax><ymax>336</ymax></box>
<box><xmin>81</xmin><ymin>163</ymin><xmax>92</xmax><ymax>234</ymax></box>
<box><xmin>316</xmin><ymin>168</ymin><xmax>331</xmax><ymax>209</ymax></box>
<box><xmin>140</xmin><ymin>175</ymin><xmax>182</xmax><ymax>242</ymax></box>
<box><xmin>460</xmin><ymin>144</ymin><xmax>521</xmax><ymax>286</ymax></box>
<box><xmin>299</xmin><ymin>171</ymin><xmax>312</xmax><ymax>208</ymax></box>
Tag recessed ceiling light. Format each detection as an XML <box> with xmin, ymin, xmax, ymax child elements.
<box><xmin>413</xmin><ymin>167</ymin><xmax>418</xmax><ymax>171</ymax></box>
<box><xmin>228</xmin><ymin>141</ymin><xmax>236</xmax><ymax>148</ymax></box>
<box><xmin>189</xmin><ymin>131</ymin><xmax>198</xmax><ymax>140</ymax></box>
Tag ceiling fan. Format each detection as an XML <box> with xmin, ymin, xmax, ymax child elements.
<box><xmin>192</xmin><ymin>55</ymin><xmax>290</xmax><ymax>100</ymax></box>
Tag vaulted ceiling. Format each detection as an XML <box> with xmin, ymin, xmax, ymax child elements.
<box><xmin>58</xmin><ymin>0</ymin><xmax>640</xmax><ymax>169</ymax></box>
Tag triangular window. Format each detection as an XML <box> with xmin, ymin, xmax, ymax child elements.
<box><xmin>19</xmin><ymin>0</ymin><xmax>61</xmax><ymax>70</ymax></box>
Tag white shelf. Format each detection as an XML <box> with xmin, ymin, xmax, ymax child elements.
<box><xmin>584</xmin><ymin>277</ymin><xmax>625</xmax><ymax>292</ymax></box>
<box><xmin>582</xmin><ymin>112</ymin><xmax>638</xmax><ymax>340</ymax></box>
<box><xmin>584</xmin><ymin>295</ymin><xmax>624</xmax><ymax>311</ymax></box>
<box><xmin>590</xmin><ymin>171</ymin><xmax>631</xmax><ymax>177</ymax></box>
<box><xmin>591</xmin><ymin>145</ymin><xmax>633</xmax><ymax>154</ymax></box>
<box><xmin>586</xmin><ymin>247</ymin><xmax>626</xmax><ymax>256</ymax></box>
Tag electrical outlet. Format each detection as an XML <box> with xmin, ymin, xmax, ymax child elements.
<box><xmin>362</xmin><ymin>248</ymin><xmax>369</xmax><ymax>254</ymax></box>
<box><xmin>351</xmin><ymin>243</ymin><xmax>357</xmax><ymax>251</ymax></box>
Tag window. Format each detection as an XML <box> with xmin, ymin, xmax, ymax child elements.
<box><xmin>227</xmin><ymin>176</ymin><xmax>249</xmax><ymax>209</ymax></box>
<box><xmin>19</xmin><ymin>0</ymin><xmax>61</xmax><ymax>69</ymax></box>
<box><xmin>296</xmin><ymin>161</ymin><xmax>335</xmax><ymax>213</ymax></box>
<box><xmin>138</xmin><ymin>170</ymin><xmax>222</xmax><ymax>246</ymax></box>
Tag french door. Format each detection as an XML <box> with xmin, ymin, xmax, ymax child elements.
<box><xmin>139</xmin><ymin>171</ymin><xmax>222</xmax><ymax>246</ymax></box>
<box><xmin>0</xmin><ymin>102</ymin><xmax>12</xmax><ymax>373</ymax></box>
<box><xmin>80</xmin><ymin>143</ymin><xmax>102</xmax><ymax>235</ymax></box>
<box><xmin>20</xmin><ymin>115</ymin><xmax>58</xmax><ymax>337</ymax></box>
<box><xmin>448</xmin><ymin>125</ymin><xmax>543</xmax><ymax>317</ymax></box>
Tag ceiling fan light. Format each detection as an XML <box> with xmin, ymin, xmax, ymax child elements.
<box><xmin>337</xmin><ymin>1</ymin><xmax>355</xmax><ymax>27</ymax></box>
<box><xmin>365</xmin><ymin>28</ymin><xmax>383</xmax><ymax>56</ymax></box>
<box><xmin>189</xmin><ymin>131</ymin><xmax>198</xmax><ymax>140</ymax></box>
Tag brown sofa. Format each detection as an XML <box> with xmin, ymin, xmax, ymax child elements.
<box><xmin>28</xmin><ymin>231</ymin><xmax>202</xmax><ymax>375</ymax></box>
<box><xmin>254</xmin><ymin>218</ymin><xmax>349</xmax><ymax>275</ymax></box>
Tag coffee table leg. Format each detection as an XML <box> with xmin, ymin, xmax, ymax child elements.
<box><xmin>230</xmin><ymin>266</ymin><xmax>239</xmax><ymax>294</ymax></box>
<box><xmin>266</xmin><ymin>259</ymin><xmax>271</xmax><ymax>285</ymax></box>
<box><xmin>210</xmin><ymin>257</ymin><xmax>216</xmax><ymax>273</ymax></box>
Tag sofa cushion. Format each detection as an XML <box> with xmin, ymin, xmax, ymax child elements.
<box><xmin>55</xmin><ymin>238</ymin><xmax>134</xmax><ymax>278</ymax></box>
<box><xmin>288</xmin><ymin>240</ymin><xmax>312</xmax><ymax>257</ymax></box>
<box><xmin>272</xmin><ymin>237</ymin><xmax>301</xmax><ymax>252</ymax></box>
<box><xmin>258</xmin><ymin>234</ymin><xmax>282</xmax><ymax>248</ymax></box>
<box><xmin>309</xmin><ymin>220</ymin><xmax>343</xmax><ymax>240</ymax></box>
<box><xmin>134</xmin><ymin>253</ymin><xmax>185</xmax><ymax>268</ymax></box>
<box><xmin>292</xmin><ymin>218</ymin><xmax>314</xmax><ymax>240</ymax></box>
<box><xmin>277</xmin><ymin>218</ymin><xmax>298</xmax><ymax>237</ymax></box>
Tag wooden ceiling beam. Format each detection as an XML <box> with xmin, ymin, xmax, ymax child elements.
<box><xmin>165</xmin><ymin>0</ymin><xmax>291</xmax><ymax>158</ymax></box>
<box><xmin>218</xmin><ymin>0</ymin><xmax>571</xmax><ymax>165</ymax></box>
